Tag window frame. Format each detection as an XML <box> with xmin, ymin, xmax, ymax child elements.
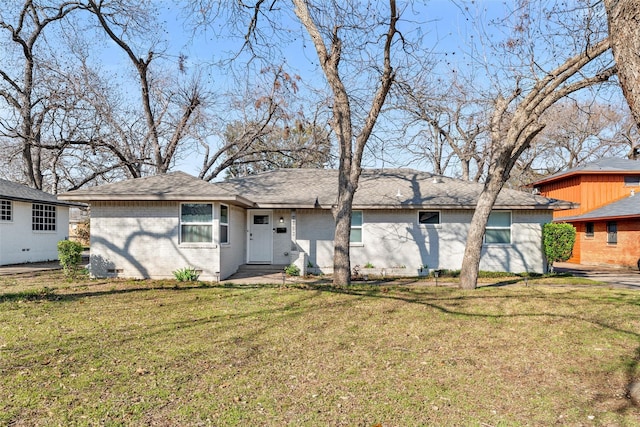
<box><xmin>350</xmin><ymin>210</ymin><xmax>363</xmax><ymax>245</ymax></box>
<box><xmin>585</xmin><ymin>222</ymin><xmax>594</xmax><ymax>238</ymax></box>
<box><xmin>484</xmin><ymin>211</ymin><xmax>512</xmax><ymax>245</ymax></box>
<box><xmin>624</xmin><ymin>176</ymin><xmax>640</xmax><ymax>187</ymax></box>
<box><xmin>417</xmin><ymin>210</ymin><xmax>441</xmax><ymax>226</ymax></box>
<box><xmin>179</xmin><ymin>203</ymin><xmax>213</xmax><ymax>244</ymax></box>
<box><xmin>219</xmin><ymin>204</ymin><xmax>229</xmax><ymax>245</ymax></box>
<box><xmin>32</xmin><ymin>203</ymin><xmax>56</xmax><ymax>232</ymax></box>
<box><xmin>0</xmin><ymin>199</ymin><xmax>12</xmax><ymax>222</ymax></box>
<box><xmin>607</xmin><ymin>221</ymin><xmax>617</xmax><ymax>244</ymax></box>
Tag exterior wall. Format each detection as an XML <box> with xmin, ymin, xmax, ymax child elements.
<box><xmin>0</xmin><ymin>200</ymin><xmax>70</xmax><ymax>265</ymax></box>
<box><xmin>538</xmin><ymin>172</ymin><xmax>640</xmax><ymax>266</ymax></box>
<box><xmin>219</xmin><ymin>204</ymin><xmax>247</xmax><ymax>280</ymax></box>
<box><xmin>295</xmin><ymin>208</ymin><xmax>551</xmax><ymax>275</ymax></box>
<box><xmin>539</xmin><ymin>174</ymin><xmax>640</xmax><ymax>219</ymax></box>
<box><xmin>90</xmin><ymin>201</ymin><xmax>223</xmax><ymax>280</ymax></box>
<box><xmin>576</xmin><ymin>219</ymin><xmax>640</xmax><ymax>268</ymax></box>
<box><xmin>272</xmin><ymin>209</ymin><xmax>294</xmax><ymax>265</ymax></box>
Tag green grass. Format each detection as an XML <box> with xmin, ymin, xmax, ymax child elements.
<box><xmin>1</xmin><ymin>271</ymin><xmax>639</xmax><ymax>425</ymax></box>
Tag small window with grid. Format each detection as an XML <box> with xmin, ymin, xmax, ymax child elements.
<box><xmin>32</xmin><ymin>204</ymin><xmax>56</xmax><ymax>231</ymax></box>
<box><xmin>0</xmin><ymin>200</ymin><xmax>11</xmax><ymax>221</ymax></box>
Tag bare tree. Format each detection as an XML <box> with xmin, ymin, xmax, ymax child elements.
<box><xmin>459</xmin><ymin>40</ymin><xmax>615</xmax><ymax>289</ymax></box>
<box><xmin>291</xmin><ymin>0</ymin><xmax>399</xmax><ymax>285</ymax></box>
<box><xmin>81</xmin><ymin>0</ymin><xmax>203</xmax><ymax>176</ymax></box>
<box><xmin>0</xmin><ymin>0</ymin><xmax>81</xmax><ymax>189</ymax></box>
<box><xmin>604</xmin><ymin>0</ymin><xmax>640</xmax><ymax>141</ymax></box>
<box><xmin>395</xmin><ymin>77</ymin><xmax>489</xmax><ymax>181</ymax></box>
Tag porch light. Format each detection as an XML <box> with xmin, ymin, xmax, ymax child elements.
<box><xmin>279</xmin><ymin>216</ymin><xmax>284</xmax><ymax>224</ymax></box>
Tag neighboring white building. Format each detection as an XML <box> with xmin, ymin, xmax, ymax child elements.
<box><xmin>0</xmin><ymin>179</ymin><xmax>77</xmax><ymax>266</ymax></box>
<box><xmin>58</xmin><ymin>169</ymin><xmax>575</xmax><ymax>280</ymax></box>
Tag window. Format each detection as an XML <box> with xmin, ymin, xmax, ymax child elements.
<box><xmin>607</xmin><ymin>221</ymin><xmax>617</xmax><ymax>244</ymax></box>
<box><xmin>485</xmin><ymin>211</ymin><xmax>511</xmax><ymax>244</ymax></box>
<box><xmin>32</xmin><ymin>204</ymin><xmax>56</xmax><ymax>231</ymax></box>
<box><xmin>624</xmin><ymin>176</ymin><xmax>640</xmax><ymax>186</ymax></box>
<box><xmin>0</xmin><ymin>200</ymin><xmax>11</xmax><ymax>221</ymax></box>
<box><xmin>180</xmin><ymin>203</ymin><xmax>213</xmax><ymax>243</ymax></box>
<box><xmin>585</xmin><ymin>222</ymin><xmax>594</xmax><ymax>238</ymax></box>
<box><xmin>220</xmin><ymin>204</ymin><xmax>229</xmax><ymax>244</ymax></box>
<box><xmin>350</xmin><ymin>211</ymin><xmax>363</xmax><ymax>244</ymax></box>
<box><xmin>418</xmin><ymin>211</ymin><xmax>440</xmax><ymax>225</ymax></box>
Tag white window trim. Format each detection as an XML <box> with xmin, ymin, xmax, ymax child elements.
<box><xmin>220</xmin><ymin>203</ymin><xmax>230</xmax><ymax>245</ymax></box>
<box><xmin>484</xmin><ymin>211</ymin><xmax>512</xmax><ymax>245</ymax></box>
<box><xmin>32</xmin><ymin>203</ymin><xmax>56</xmax><ymax>233</ymax></box>
<box><xmin>0</xmin><ymin>199</ymin><xmax>12</xmax><ymax>222</ymax></box>
<box><xmin>179</xmin><ymin>203</ymin><xmax>214</xmax><ymax>246</ymax></box>
<box><xmin>350</xmin><ymin>210</ymin><xmax>364</xmax><ymax>246</ymax></box>
<box><xmin>417</xmin><ymin>210</ymin><xmax>441</xmax><ymax>227</ymax></box>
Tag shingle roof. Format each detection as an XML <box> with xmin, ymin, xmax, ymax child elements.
<box><xmin>533</xmin><ymin>157</ymin><xmax>640</xmax><ymax>185</ymax></box>
<box><xmin>557</xmin><ymin>193</ymin><xmax>640</xmax><ymax>222</ymax></box>
<box><xmin>213</xmin><ymin>168</ymin><xmax>572</xmax><ymax>210</ymax></box>
<box><xmin>58</xmin><ymin>171</ymin><xmax>253</xmax><ymax>206</ymax></box>
<box><xmin>0</xmin><ymin>179</ymin><xmax>78</xmax><ymax>206</ymax></box>
<box><xmin>58</xmin><ymin>168</ymin><xmax>574</xmax><ymax>210</ymax></box>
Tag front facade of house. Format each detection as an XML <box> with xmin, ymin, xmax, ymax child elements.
<box><xmin>0</xmin><ymin>179</ymin><xmax>74</xmax><ymax>265</ymax></box>
<box><xmin>60</xmin><ymin>169</ymin><xmax>573</xmax><ymax>280</ymax></box>
<box><xmin>532</xmin><ymin>158</ymin><xmax>640</xmax><ymax>269</ymax></box>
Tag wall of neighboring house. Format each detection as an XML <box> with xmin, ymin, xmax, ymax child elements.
<box><xmin>89</xmin><ymin>201</ymin><xmax>222</xmax><ymax>280</ymax></box>
<box><xmin>539</xmin><ymin>174</ymin><xmax>638</xmax><ymax>219</ymax></box>
<box><xmin>295</xmin><ymin>208</ymin><xmax>551</xmax><ymax>275</ymax></box>
<box><xmin>538</xmin><ymin>172</ymin><xmax>640</xmax><ymax>265</ymax></box>
<box><xmin>0</xmin><ymin>200</ymin><xmax>70</xmax><ymax>265</ymax></box>
<box><xmin>577</xmin><ymin>219</ymin><xmax>640</xmax><ymax>268</ymax></box>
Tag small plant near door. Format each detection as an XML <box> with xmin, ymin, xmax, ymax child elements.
<box><xmin>284</xmin><ymin>264</ymin><xmax>300</xmax><ymax>276</ymax></box>
<box><xmin>173</xmin><ymin>267</ymin><xmax>200</xmax><ymax>282</ymax></box>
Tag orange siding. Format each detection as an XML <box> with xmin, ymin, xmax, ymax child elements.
<box><xmin>538</xmin><ymin>174</ymin><xmax>638</xmax><ymax>219</ymax></box>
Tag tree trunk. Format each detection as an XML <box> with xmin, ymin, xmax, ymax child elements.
<box><xmin>605</xmin><ymin>0</ymin><xmax>640</xmax><ymax>129</ymax></box>
<box><xmin>459</xmin><ymin>174</ymin><xmax>506</xmax><ymax>289</ymax></box>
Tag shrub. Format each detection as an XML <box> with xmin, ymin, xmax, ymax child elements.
<box><xmin>173</xmin><ymin>267</ymin><xmax>200</xmax><ymax>282</ymax></box>
<box><xmin>285</xmin><ymin>264</ymin><xmax>300</xmax><ymax>276</ymax></box>
<box><xmin>364</xmin><ymin>262</ymin><xmax>374</xmax><ymax>268</ymax></box>
<box><xmin>57</xmin><ymin>240</ymin><xmax>84</xmax><ymax>279</ymax></box>
<box><xmin>543</xmin><ymin>223</ymin><xmax>576</xmax><ymax>273</ymax></box>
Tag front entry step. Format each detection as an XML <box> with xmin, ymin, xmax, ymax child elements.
<box><xmin>227</xmin><ymin>264</ymin><xmax>288</xmax><ymax>280</ymax></box>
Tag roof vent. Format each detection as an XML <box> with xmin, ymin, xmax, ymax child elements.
<box><xmin>432</xmin><ymin>176</ymin><xmax>441</xmax><ymax>184</ymax></box>
<box><xmin>396</xmin><ymin>189</ymin><xmax>403</xmax><ymax>198</ymax></box>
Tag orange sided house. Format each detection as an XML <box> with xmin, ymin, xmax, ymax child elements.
<box><xmin>532</xmin><ymin>157</ymin><xmax>640</xmax><ymax>270</ymax></box>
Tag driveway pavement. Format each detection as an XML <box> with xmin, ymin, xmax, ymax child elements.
<box><xmin>0</xmin><ymin>260</ymin><xmax>62</xmax><ymax>276</ymax></box>
<box><xmin>553</xmin><ymin>262</ymin><xmax>640</xmax><ymax>290</ymax></box>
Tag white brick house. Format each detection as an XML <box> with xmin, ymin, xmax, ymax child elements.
<box><xmin>59</xmin><ymin>169</ymin><xmax>574</xmax><ymax>280</ymax></box>
<box><xmin>0</xmin><ymin>179</ymin><xmax>76</xmax><ymax>265</ymax></box>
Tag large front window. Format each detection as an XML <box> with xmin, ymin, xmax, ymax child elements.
<box><xmin>32</xmin><ymin>204</ymin><xmax>56</xmax><ymax>231</ymax></box>
<box><xmin>350</xmin><ymin>211</ymin><xmax>363</xmax><ymax>244</ymax></box>
<box><xmin>485</xmin><ymin>211</ymin><xmax>511</xmax><ymax>244</ymax></box>
<box><xmin>180</xmin><ymin>203</ymin><xmax>213</xmax><ymax>243</ymax></box>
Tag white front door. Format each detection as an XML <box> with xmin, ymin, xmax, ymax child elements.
<box><xmin>248</xmin><ymin>211</ymin><xmax>273</xmax><ymax>263</ymax></box>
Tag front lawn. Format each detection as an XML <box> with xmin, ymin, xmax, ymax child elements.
<box><xmin>1</xmin><ymin>271</ymin><xmax>639</xmax><ymax>425</ymax></box>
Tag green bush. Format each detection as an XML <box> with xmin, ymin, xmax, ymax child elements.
<box><xmin>173</xmin><ymin>267</ymin><xmax>200</xmax><ymax>282</ymax></box>
<box><xmin>285</xmin><ymin>264</ymin><xmax>300</xmax><ymax>276</ymax></box>
<box><xmin>57</xmin><ymin>240</ymin><xmax>84</xmax><ymax>279</ymax></box>
<box><xmin>543</xmin><ymin>223</ymin><xmax>576</xmax><ymax>273</ymax></box>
